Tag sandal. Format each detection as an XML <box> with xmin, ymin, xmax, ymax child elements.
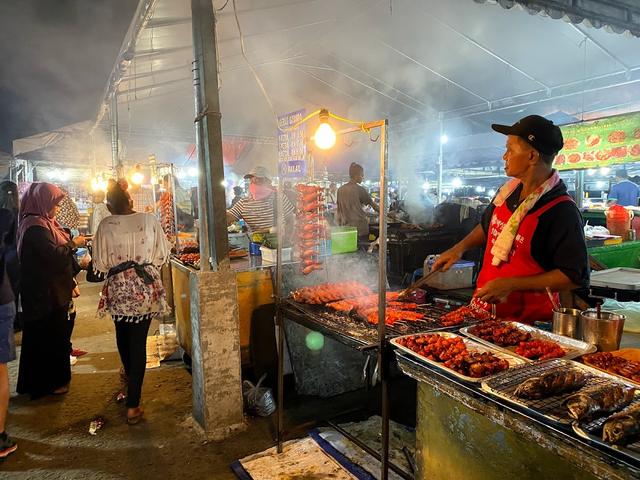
<box><xmin>126</xmin><ymin>407</ymin><xmax>144</xmax><ymax>425</ymax></box>
<box><xmin>51</xmin><ymin>384</ymin><xmax>70</xmax><ymax>395</ymax></box>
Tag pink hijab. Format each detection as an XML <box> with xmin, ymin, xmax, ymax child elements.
<box><xmin>17</xmin><ymin>182</ymin><xmax>70</xmax><ymax>255</ymax></box>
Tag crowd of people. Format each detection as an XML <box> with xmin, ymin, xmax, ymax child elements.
<box><xmin>0</xmin><ymin>179</ymin><xmax>171</xmax><ymax>458</ymax></box>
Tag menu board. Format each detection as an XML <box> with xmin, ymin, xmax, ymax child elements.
<box><xmin>277</xmin><ymin>109</ymin><xmax>307</xmax><ymax>178</ymax></box>
<box><xmin>554</xmin><ymin>111</ymin><xmax>640</xmax><ymax>171</ymax></box>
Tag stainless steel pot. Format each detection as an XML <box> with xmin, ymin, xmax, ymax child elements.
<box><xmin>579</xmin><ymin>310</ymin><xmax>626</xmax><ymax>352</ymax></box>
<box><xmin>552</xmin><ymin>308</ymin><xmax>581</xmax><ymax>338</ymax></box>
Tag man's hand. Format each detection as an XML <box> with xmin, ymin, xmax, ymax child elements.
<box><xmin>72</xmin><ymin>286</ymin><xmax>80</xmax><ymax>298</ymax></box>
<box><xmin>474</xmin><ymin>278</ymin><xmax>515</xmax><ymax>304</ymax></box>
<box><xmin>431</xmin><ymin>246</ymin><xmax>463</xmax><ymax>272</ymax></box>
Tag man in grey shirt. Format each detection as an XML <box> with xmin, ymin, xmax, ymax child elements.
<box><xmin>336</xmin><ymin>163</ymin><xmax>379</xmax><ymax>240</ymax></box>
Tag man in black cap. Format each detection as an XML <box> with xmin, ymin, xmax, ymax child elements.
<box><xmin>433</xmin><ymin>115</ymin><xmax>588</xmax><ymax>324</ymax></box>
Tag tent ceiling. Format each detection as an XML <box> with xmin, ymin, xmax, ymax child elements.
<box><xmin>97</xmin><ymin>0</ymin><xmax>640</xmax><ymax>178</ymax></box>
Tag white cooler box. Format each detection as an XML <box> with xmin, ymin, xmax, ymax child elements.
<box><xmin>423</xmin><ymin>257</ymin><xmax>474</xmax><ymax>290</ymax></box>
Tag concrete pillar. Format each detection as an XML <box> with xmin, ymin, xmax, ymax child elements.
<box><xmin>189</xmin><ymin>269</ymin><xmax>245</xmax><ymax>439</ymax></box>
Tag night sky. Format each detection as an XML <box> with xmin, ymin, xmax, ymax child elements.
<box><xmin>0</xmin><ymin>0</ymin><xmax>138</xmax><ymax>153</ymax></box>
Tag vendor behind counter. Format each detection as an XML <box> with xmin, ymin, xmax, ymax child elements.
<box><xmin>434</xmin><ymin>115</ymin><xmax>589</xmax><ymax>324</ymax></box>
<box><xmin>336</xmin><ymin>162</ymin><xmax>379</xmax><ymax>241</ymax></box>
<box><xmin>226</xmin><ymin>166</ymin><xmax>295</xmax><ymax>232</ymax></box>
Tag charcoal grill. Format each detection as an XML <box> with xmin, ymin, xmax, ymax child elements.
<box><xmin>482</xmin><ymin>359</ymin><xmax>633</xmax><ymax>425</ymax></box>
<box><xmin>282</xmin><ymin>299</ymin><xmax>483</xmax><ymax>350</ymax></box>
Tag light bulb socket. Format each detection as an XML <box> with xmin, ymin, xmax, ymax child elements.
<box><xmin>319</xmin><ymin>108</ymin><xmax>330</xmax><ymax>124</ymax></box>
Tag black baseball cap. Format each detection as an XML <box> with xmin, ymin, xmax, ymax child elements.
<box><xmin>491</xmin><ymin>115</ymin><xmax>564</xmax><ymax>155</ymax></box>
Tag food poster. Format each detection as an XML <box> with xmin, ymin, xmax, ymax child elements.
<box><xmin>554</xmin><ymin>111</ymin><xmax>640</xmax><ymax>170</ymax></box>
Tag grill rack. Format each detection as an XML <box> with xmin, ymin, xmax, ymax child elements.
<box><xmin>282</xmin><ymin>299</ymin><xmax>482</xmax><ymax>349</ymax></box>
<box><xmin>574</xmin><ymin>398</ymin><xmax>640</xmax><ymax>462</ymax></box>
<box><xmin>482</xmin><ymin>359</ymin><xmax>626</xmax><ymax>425</ymax></box>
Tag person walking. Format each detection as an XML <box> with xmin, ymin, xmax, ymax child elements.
<box><xmin>90</xmin><ymin>190</ymin><xmax>110</xmax><ymax>234</ymax></box>
<box><xmin>0</xmin><ymin>182</ymin><xmax>20</xmax><ymax>333</ymax></box>
<box><xmin>0</xmin><ymin>182</ymin><xmax>19</xmax><ymax>458</ymax></box>
<box><xmin>92</xmin><ymin>181</ymin><xmax>170</xmax><ymax>424</ymax></box>
<box><xmin>16</xmin><ymin>183</ymin><xmax>86</xmax><ymax>399</ymax></box>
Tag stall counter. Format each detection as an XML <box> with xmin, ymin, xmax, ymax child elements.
<box><xmin>170</xmin><ymin>256</ymin><xmax>275</xmax><ymax>365</ymax></box>
<box><xmin>396</xmin><ymin>333</ymin><xmax>640</xmax><ymax>480</ymax></box>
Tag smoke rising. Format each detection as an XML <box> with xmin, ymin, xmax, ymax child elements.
<box><xmin>0</xmin><ymin>0</ymin><xmax>137</xmax><ymax>153</ymax></box>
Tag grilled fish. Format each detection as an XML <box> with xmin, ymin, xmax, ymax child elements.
<box><xmin>514</xmin><ymin>370</ymin><xmax>588</xmax><ymax>399</ymax></box>
<box><xmin>564</xmin><ymin>385</ymin><xmax>636</xmax><ymax>421</ymax></box>
<box><xmin>602</xmin><ymin>403</ymin><xmax>640</xmax><ymax>445</ymax></box>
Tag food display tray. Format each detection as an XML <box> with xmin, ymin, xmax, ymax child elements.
<box><xmin>481</xmin><ymin>359</ymin><xmax>633</xmax><ymax>426</ymax></box>
<box><xmin>460</xmin><ymin>321</ymin><xmax>596</xmax><ymax>362</ymax></box>
<box><xmin>582</xmin><ymin>351</ymin><xmax>640</xmax><ymax>389</ymax></box>
<box><xmin>590</xmin><ymin>267</ymin><xmax>640</xmax><ymax>291</ymax></box>
<box><xmin>390</xmin><ymin>332</ymin><xmax>525</xmax><ymax>384</ymax></box>
<box><xmin>573</xmin><ymin>398</ymin><xmax>640</xmax><ymax>465</ymax></box>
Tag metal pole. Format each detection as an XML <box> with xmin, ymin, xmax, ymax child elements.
<box><xmin>275</xmin><ymin>150</ymin><xmax>285</xmax><ymax>453</ymax></box>
<box><xmin>377</xmin><ymin>120</ymin><xmax>389</xmax><ymax>480</ymax></box>
<box><xmin>575</xmin><ymin>169</ymin><xmax>585</xmax><ymax>209</ymax></box>
<box><xmin>437</xmin><ymin>112</ymin><xmax>444</xmax><ymax>203</ymax></box>
<box><xmin>170</xmin><ymin>164</ymin><xmax>181</xmax><ymax>251</ymax></box>
<box><xmin>110</xmin><ymin>93</ymin><xmax>120</xmax><ymax>173</ymax></box>
<box><xmin>191</xmin><ymin>17</ymin><xmax>212</xmax><ymax>271</ymax></box>
<box><xmin>191</xmin><ymin>0</ymin><xmax>229</xmax><ymax>270</ymax></box>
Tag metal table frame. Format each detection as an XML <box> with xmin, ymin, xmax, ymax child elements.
<box><xmin>276</xmin><ymin>302</ymin><xmax>414</xmax><ymax>480</ymax></box>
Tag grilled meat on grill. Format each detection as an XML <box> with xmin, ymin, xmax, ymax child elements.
<box><xmin>514</xmin><ymin>370</ymin><xmax>588</xmax><ymax>399</ymax></box>
<box><xmin>564</xmin><ymin>384</ymin><xmax>636</xmax><ymax>421</ymax></box>
<box><xmin>602</xmin><ymin>403</ymin><xmax>640</xmax><ymax>445</ymax></box>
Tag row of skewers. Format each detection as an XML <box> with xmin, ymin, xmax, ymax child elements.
<box><xmin>295</xmin><ymin>184</ymin><xmax>326</xmax><ymax>275</ymax></box>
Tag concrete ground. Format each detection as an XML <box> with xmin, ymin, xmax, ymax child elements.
<box><xmin>1</xmin><ymin>279</ymin><xmax>410</xmax><ymax>479</ymax></box>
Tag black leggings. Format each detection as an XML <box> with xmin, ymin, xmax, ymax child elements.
<box><xmin>114</xmin><ymin>318</ymin><xmax>152</xmax><ymax>408</ymax></box>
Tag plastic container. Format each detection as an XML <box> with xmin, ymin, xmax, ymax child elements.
<box><xmin>423</xmin><ymin>258</ymin><xmax>474</xmax><ymax>290</ymax></box>
<box><xmin>606</xmin><ymin>205</ymin><xmax>633</xmax><ymax>238</ymax></box>
<box><xmin>330</xmin><ymin>226</ymin><xmax>357</xmax><ymax>254</ymax></box>
<box><xmin>260</xmin><ymin>246</ymin><xmax>292</xmax><ymax>263</ymax></box>
<box><xmin>579</xmin><ymin>309</ymin><xmax>626</xmax><ymax>352</ymax></box>
<box><xmin>228</xmin><ymin>233</ymin><xmax>249</xmax><ymax>250</ymax></box>
<box><xmin>249</xmin><ymin>241</ymin><xmax>262</xmax><ymax>256</ymax></box>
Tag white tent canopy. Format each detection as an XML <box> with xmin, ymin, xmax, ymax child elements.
<box><xmin>91</xmin><ymin>0</ymin><xmax>640</xmax><ymax>180</ymax></box>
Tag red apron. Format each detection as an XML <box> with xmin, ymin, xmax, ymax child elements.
<box><xmin>474</xmin><ymin>195</ymin><xmax>573</xmax><ymax>324</ymax></box>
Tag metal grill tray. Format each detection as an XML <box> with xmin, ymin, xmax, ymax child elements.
<box><xmin>481</xmin><ymin>359</ymin><xmax>633</xmax><ymax>426</ymax></box>
<box><xmin>582</xmin><ymin>355</ymin><xmax>640</xmax><ymax>389</ymax></box>
<box><xmin>391</xmin><ymin>332</ymin><xmax>526</xmax><ymax>384</ymax></box>
<box><xmin>460</xmin><ymin>321</ymin><xmax>596</xmax><ymax>362</ymax></box>
<box><xmin>573</xmin><ymin>398</ymin><xmax>640</xmax><ymax>464</ymax></box>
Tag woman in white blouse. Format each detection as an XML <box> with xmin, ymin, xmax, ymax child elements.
<box><xmin>93</xmin><ymin>180</ymin><xmax>170</xmax><ymax>424</ymax></box>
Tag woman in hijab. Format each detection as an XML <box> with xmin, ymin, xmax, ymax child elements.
<box><xmin>16</xmin><ymin>183</ymin><xmax>85</xmax><ymax>399</ymax></box>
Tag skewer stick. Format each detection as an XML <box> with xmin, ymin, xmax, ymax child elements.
<box><xmin>545</xmin><ymin>287</ymin><xmax>560</xmax><ymax>311</ymax></box>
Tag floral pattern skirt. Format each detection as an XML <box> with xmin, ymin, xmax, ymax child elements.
<box><xmin>98</xmin><ymin>265</ymin><xmax>170</xmax><ymax>321</ymax></box>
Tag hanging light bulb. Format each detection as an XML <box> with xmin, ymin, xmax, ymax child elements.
<box><xmin>131</xmin><ymin>164</ymin><xmax>144</xmax><ymax>185</ymax></box>
<box><xmin>314</xmin><ymin>109</ymin><xmax>336</xmax><ymax>150</ymax></box>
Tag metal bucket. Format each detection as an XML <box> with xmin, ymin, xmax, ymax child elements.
<box><xmin>552</xmin><ymin>308</ymin><xmax>581</xmax><ymax>338</ymax></box>
<box><xmin>579</xmin><ymin>310</ymin><xmax>626</xmax><ymax>352</ymax></box>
